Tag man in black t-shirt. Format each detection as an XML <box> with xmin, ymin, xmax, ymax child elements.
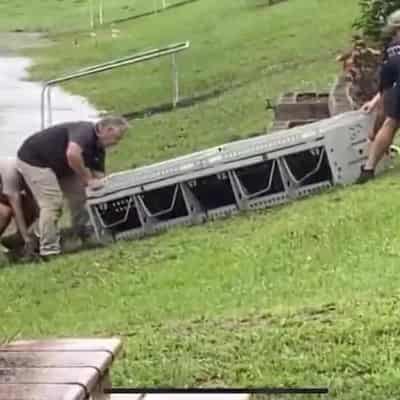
<box><xmin>17</xmin><ymin>116</ymin><xmax>129</xmax><ymax>258</ymax></box>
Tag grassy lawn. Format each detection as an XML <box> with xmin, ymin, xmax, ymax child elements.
<box><xmin>2</xmin><ymin>0</ymin><xmax>400</xmax><ymax>398</ymax></box>
<box><xmin>0</xmin><ymin>0</ymin><xmax>188</xmax><ymax>33</ymax></box>
<box><xmin>3</xmin><ymin>0</ymin><xmax>357</xmax><ymax>170</ymax></box>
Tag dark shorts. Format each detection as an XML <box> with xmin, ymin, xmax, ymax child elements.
<box><xmin>384</xmin><ymin>85</ymin><xmax>400</xmax><ymax>120</ymax></box>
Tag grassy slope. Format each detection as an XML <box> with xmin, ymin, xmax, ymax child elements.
<box><xmin>2</xmin><ymin>0</ymin><xmax>400</xmax><ymax>398</ymax></box>
<box><xmin>4</xmin><ymin>0</ymin><xmax>355</xmax><ymax>170</ymax></box>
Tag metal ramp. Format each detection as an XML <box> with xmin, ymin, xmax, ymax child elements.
<box><xmin>87</xmin><ymin>110</ymin><xmax>385</xmax><ymax>242</ymax></box>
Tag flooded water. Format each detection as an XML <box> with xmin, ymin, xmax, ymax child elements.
<box><xmin>0</xmin><ymin>41</ymin><xmax>99</xmax><ymax>157</ymax></box>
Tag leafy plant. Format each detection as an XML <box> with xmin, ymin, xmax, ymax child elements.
<box><xmin>354</xmin><ymin>0</ymin><xmax>400</xmax><ymax>41</ymax></box>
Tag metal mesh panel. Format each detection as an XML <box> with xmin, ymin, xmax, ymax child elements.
<box><xmin>87</xmin><ymin>111</ymin><xmax>383</xmax><ymax>242</ymax></box>
<box><xmin>186</xmin><ymin>173</ymin><xmax>236</xmax><ymax>211</ymax></box>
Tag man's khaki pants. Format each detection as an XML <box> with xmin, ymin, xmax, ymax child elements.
<box><xmin>17</xmin><ymin>159</ymin><xmax>88</xmax><ymax>256</ymax></box>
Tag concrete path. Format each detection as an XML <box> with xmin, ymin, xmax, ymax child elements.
<box><xmin>0</xmin><ymin>53</ymin><xmax>99</xmax><ymax>158</ymax></box>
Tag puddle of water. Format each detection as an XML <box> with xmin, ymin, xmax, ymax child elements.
<box><xmin>0</xmin><ymin>54</ymin><xmax>99</xmax><ymax>158</ymax></box>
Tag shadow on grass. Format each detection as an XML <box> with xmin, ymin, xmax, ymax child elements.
<box><xmin>248</xmin><ymin>0</ymin><xmax>288</xmax><ymax>9</ymax></box>
<box><xmin>122</xmin><ymin>87</ymin><xmax>227</xmax><ymax>120</ymax></box>
<box><xmin>122</xmin><ymin>54</ymin><xmax>326</xmax><ymax>121</ymax></box>
<box><xmin>111</xmin><ymin>0</ymin><xmax>201</xmax><ymax>26</ymax></box>
<box><xmin>122</xmin><ymin>76</ymin><xmax>255</xmax><ymax>120</ymax></box>
<box><xmin>0</xmin><ymin>227</ymin><xmax>108</xmax><ymax>267</ymax></box>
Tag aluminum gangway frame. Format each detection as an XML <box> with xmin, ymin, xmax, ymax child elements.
<box><xmin>86</xmin><ymin>110</ymin><xmax>386</xmax><ymax>242</ymax></box>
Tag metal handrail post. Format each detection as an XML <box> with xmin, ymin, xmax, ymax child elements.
<box><xmin>41</xmin><ymin>84</ymin><xmax>49</xmax><ymax>130</ymax></box>
<box><xmin>47</xmin><ymin>43</ymin><xmax>189</xmax><ymax>86</ymax></box>
<box><xmin>40</xmin><ymin>41</ymin><xmax>190</xmax><ymax>128</ymax></box>
<box><xmin>74</xmin><ymin>42</ymin><xmax>188</xmax><ymax>75</ymax></box>
<box><xmin>171</xmin><ymin>53</ymin><xmax>179</xmax><ymax>108</ymax></box>
<box><xmin>47</xmin><ymin>86</ymin><xmax>52</xmax><ymax>127</ymax></box>
<box><xmin>89</xmin><ymin>0</ymin><xmax>94</xmax><ymax>29</ymax></box>
<box><xmin>99</xmin><ymin>0</ymin><xmax>104</xmax><ymax>25</ymax></box>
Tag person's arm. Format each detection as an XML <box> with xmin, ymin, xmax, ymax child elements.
<box><xmin>361</xmin><ymin>92</ymin><xmax>382</xmax><ymax>113</ymax></box>
<box><xmin>66</xmin><ymin>142</ymin><xmax>92</xmax><ymax>185</ymax></box>
<box><xmin>89</xmin><ymin>147</ymin><xmax>107</xmax><ymax>182</ymax></box>
<box><xmin>92</xmin><ymin>170</ymin><xmax>105</xmax><ymax>179</ymax></box>
<box><xmin>67</xmin><ymin>123</ymin><xmax>107</xmax><ymax>190</ymax></box>
<box><xmin>66</xmin><ymin>142</ymin><xmax>104</xmax><ymax>189</ymax></box>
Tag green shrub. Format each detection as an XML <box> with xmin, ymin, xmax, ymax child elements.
<box><xmin>354</xmin><ymin>0</ymin><xmax>400</xmax><ymax>41</ymax></box>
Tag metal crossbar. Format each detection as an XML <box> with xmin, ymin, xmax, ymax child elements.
<box><xmin>40</xmin><ymin>41</ymin><xmax>190</xmax><ymax>128</ymax></box>
<box><xmin>247</xmin><ymin>160</ymin><xmax>277</xmax><ymax>199</ymax></box>
<box><xmin>282</xmin><ymin>148</ymin><xmax>327</xmax><ymax>186</ymax></box>
<box><xmin>94</xmin><ymin>196</ymin><xmax>135</xmax><ymax>229</ymax></box>
<box><xmin>137</xmin><ymin>184</ymin><xmax>180</xmax><ymax>218</ymax></box>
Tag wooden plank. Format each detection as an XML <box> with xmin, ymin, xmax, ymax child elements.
<box><xmin>0</xmin><ymin>338</ymin><xmax>122</xmax><ymax>358</ymax></box>
<box><xmin>0</xmin><ymin>367</ymin><xmax>99</xmax><ymax>394</ymax></box>
<box><xmin>0</xmin><ymin>351</ymin><xmax>112</xmax><ymax>373</ymax></box>
<box><xmin>0</xmin><ymin>383</ymin><xmax>86</xmax><ymax>400</ymax></box>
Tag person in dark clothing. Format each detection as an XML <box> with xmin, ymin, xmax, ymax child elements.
<box><xmin>357</xmin><ymin>10</ymin><xmax>400</xmax><ymax>184</ymax></box>
<box><xmin>17</xmin><ymin>116</ymin><xmax>129</xmax><ymax>258</ymax></box>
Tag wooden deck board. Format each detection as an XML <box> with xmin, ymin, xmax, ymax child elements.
<box><xmin>0</xmin><ymin>367</ymin><xmax>99</xmax><ymax>394</ymax></box>
<box><xmin>0</xmin><ymin>383</ymin><xmax>86</xmax><ymax>400</ymax></box>
<box><xmin>0</xmin><ymin>338</ymin><xmax>122</xmax><ymax>358</ymax></box>
<box><xmin>0</xmin><ymin>351</ymin><xmax>113</xmax><ymax>373</ymax></box>
<box><xmin>0</xmin><ymin>338</ymin><xmax>122</xmax><ymax>400</ymax></box>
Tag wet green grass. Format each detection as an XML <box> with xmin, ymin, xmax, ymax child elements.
<box><xmin>5</xmin><ymin>0</ymin><xmax>356</xmax><ymax>170</ymax></box>
<box><xmin>3</xmin><ymin>0</ymin><xmax>400</xmax><ymax>398</ymax></box>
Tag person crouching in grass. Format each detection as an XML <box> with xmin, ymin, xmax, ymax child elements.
<box><xmin>0</xmin><ymin>157</ymin><xmax>38</xmax><ymax>259</ymax></box>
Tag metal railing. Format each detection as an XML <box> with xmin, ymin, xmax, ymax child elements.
<box><xmin>89</xmin><ymin>0</ymin><xmax>169</xmax><ymax>27</ymax></box>
<box><xmin>41</xmin><ymin>41</ymin><xmax>190</xmax><ymax>129</ymax></box>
